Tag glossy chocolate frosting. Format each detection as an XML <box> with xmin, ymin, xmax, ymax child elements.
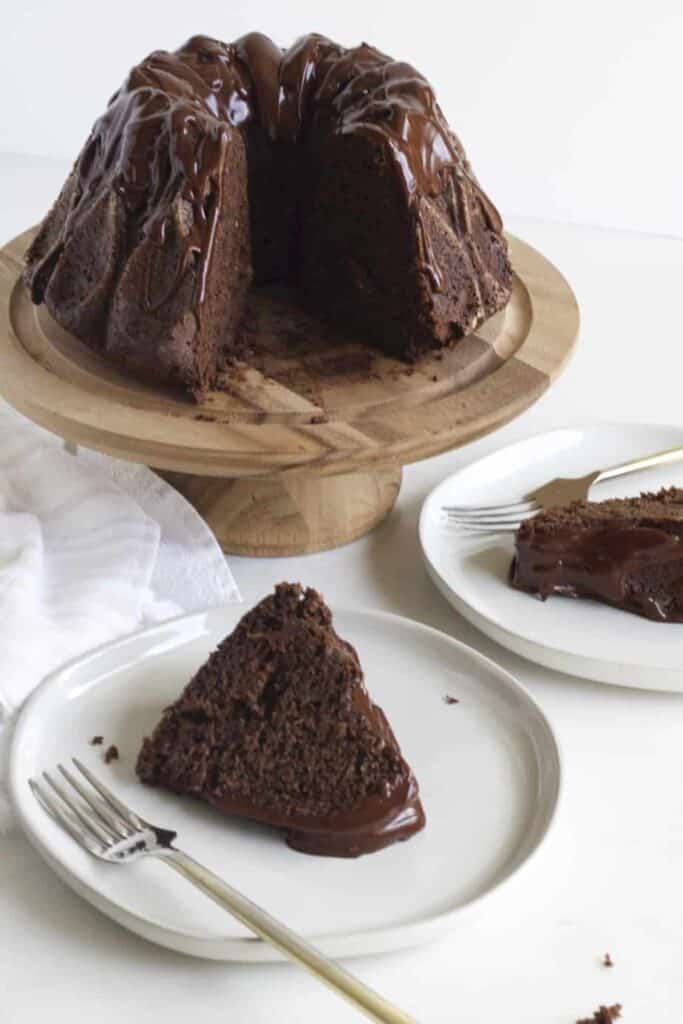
<box><xmin>208</xmin><ymin>775</ymin><xmax>425</xmax><ymax>857</ymax></box>
<box><xmin>511</xmin><ymin>489</ymin><xmax>683</xmax><ymax>622</ymax></box>
<box><xmin>27</xmin><ymin>32</ymin><xmax>503</xmax><ymax>320</ymax></box>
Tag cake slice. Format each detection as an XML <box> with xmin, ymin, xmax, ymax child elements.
<box><xmin>136</xmin><ymin>583</ymin><xmax>425</xmax><ymax>856</ymax></box>
<box><xmin>510</xmin><ymin>487</ymin><xmax>683</xmax><ymax>621</ymax></box>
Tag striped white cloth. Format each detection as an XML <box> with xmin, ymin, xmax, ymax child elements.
<box><xmin>0</xmin><ymin>402</ymin><xmax>239</xmax><ymax>829</ymax></box>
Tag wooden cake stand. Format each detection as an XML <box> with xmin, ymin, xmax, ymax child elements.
<box><xmin>0</xmin><ymin>228</ymin><xmax>578</xmax><ymax>556</ymax></box>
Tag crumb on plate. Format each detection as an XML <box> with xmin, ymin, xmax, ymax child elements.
<box><xmin>576</xmin><ymin>1003</ymin><xmax>622</xmax><ymax>1024</ymax></box>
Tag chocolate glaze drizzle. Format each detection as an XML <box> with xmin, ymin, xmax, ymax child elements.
<box><xmin>512</xmin><ymin>523</ymin><xmax>683</xmax><ymax>622</ymax></box>
<box><xmin>210</xmin><ymin>775</ymin><xmax>425</xmax><ymax>858</ymax></box>
<box><xmin>90</xmin><ymin>87</ymin><xmax>229</xmax><ymax>309</ymax></box>
<box><xmin>27</xmin><ymin>32</ymin><xmax>505</xmax><ymax>323</ymax></box>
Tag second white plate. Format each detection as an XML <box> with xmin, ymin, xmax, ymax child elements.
<box><xmin>420</xmin><ymin>422</ymin><xmax>683</xmax><ymax>691</ymax></box>
<box><xmin>10</xmin><ymin>604</ymin><xmax>560</xmax><ymax>961</ymax></box>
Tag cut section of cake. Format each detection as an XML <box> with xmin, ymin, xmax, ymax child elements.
<box><xmin>136</xmin><ymin>583</ymin><xmax>425</xmax><ymax>856</ymax></box>
<box><xmin>510</xmin><ymin>487</ymin><xmax>683</xmax><ymax>621</ymax></box>
<box><xmin>300</xmin><ymin>41</ymin><xmax>511</xmax><ymax>361</ymax></box>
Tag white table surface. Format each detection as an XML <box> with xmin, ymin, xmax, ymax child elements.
<box><xmin>2</xmin><ymin>152</ymin><xmax>682</xmax><ymax>1024</ymax></box>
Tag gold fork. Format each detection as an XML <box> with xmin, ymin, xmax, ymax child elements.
<box><xmin>30</xmin><ymin>758</ymin><xmax>418</xmax><ymax>1024</ymax></box>
<box><xmin>442</xmin><ymin>445</ymin><xmax>683</xmax><ymax>532</ymax></box>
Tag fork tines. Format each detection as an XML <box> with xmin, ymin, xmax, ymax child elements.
<box><xmin>29</xmin><ymin>758</ymin><xmax>143</xmax><ymax>853</ymax></box>
<box><xmin>441</xmin><ymin>498</ymin><xmax>539</xmax><ymax>530</ymax></box>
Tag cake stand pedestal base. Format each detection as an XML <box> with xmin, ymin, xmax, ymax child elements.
<box><xmin>158</xmin><ymin>466</ymin><xmax>403</xmax><ymax>557</ymax></box>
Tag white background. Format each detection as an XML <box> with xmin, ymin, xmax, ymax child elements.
<box><xmin>3</xmin><ymin>0</ymin><xmax>682</xmax><ymax>237</ymax></box>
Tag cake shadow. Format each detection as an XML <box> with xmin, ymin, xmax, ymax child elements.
<box><xmin>460</xmin><ymin>541</ymin><xmax>514</xmax><ymax>587</ymax></box>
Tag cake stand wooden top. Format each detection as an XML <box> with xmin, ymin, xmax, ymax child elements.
<box><xmin>0</xmin><ymin>229</ymin><xmax>578</xmax><ymax>478</ymax></box>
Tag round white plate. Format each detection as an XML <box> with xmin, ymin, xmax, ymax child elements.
<box><xmin>420</xmin><ymin>423</ymin><xmax>683</xmax><ymax>692</ymax></box>
<box><xmin>10</xmin><ymin>605</ymin><xmax>560</xmax><ymax>961</ymax></box>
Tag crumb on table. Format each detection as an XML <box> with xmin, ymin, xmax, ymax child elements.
<box><xmin>90</xmin><ymin>736</ymin><xmax>103</xmax><ymax>746</ymax></box>
<box><xmin>104</xmin><ymin>744</ymin><xmax>119</xmax><ymax>765</ymax></box>
<box><xmin>443</xmin><ymin>695</ymin><xmax>459</xmax><ymax>705</ymax></box>
<box><xmin>576</xmin><ymin>1003</ymin><xmax>622</xmax><ymax>1024</ymax></box>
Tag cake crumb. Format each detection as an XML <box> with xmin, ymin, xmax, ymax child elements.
<box><xmin>576</xmin><ymin>1003</ymin><xmax>622</xmax><ymax>1024</ymax></box>
<box><xmin>90</xmin><ymin>735</ymin><xmax>104</xmax><ymax>746</ymax></box>
<box><xmin>603</xmin><ymin>952</ymin><xmax>614</xmax><ymax>968</ymax></box>
<box><xmin>443</xmin><ymin>695</ymin><xmax>459</xmax><ymax>705</ymax></box>
<box><xmin>104</xmin><ymin>745</ymin><xmax>119</xmax><ymax>765</ymax></box>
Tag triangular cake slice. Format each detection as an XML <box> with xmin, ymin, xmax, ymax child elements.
<box><xmin>510</xmin><ymin>487</ymin><xmax>683</xmax><ymax>621</ymax></box>
<box><xmin>136</xmin><ymin>583</ymin><xmax>425</xmax><ymax>856</ymax></box>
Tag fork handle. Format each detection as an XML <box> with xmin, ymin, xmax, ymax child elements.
<box><xmin>596</xmin><ymin>445</ymin><xmax>683</xmax><ymax>484</ymax></box>
<box><xmin>160</xmin><ymin>849</ymin><xmax>418</xmax><ymax>1024</ymax></box>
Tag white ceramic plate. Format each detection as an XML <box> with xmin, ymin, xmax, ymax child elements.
<box><xmin>10</xmin><ymin>605</ymin><xmax>560</xmax><ymax>961</ymax></box>
<box><xmin>420</xmin><ymin>423</ymin><xmax>683</xmax><ymax>692</ymax></box>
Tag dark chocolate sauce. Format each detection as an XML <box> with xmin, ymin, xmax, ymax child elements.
<box><xmin>512</xmin><ymin>524</ymin><xmax>683</xmax><ymax>622</ymax></box>
<box><xmin>232</xmin><ymin>33</ymin><xmax>282</xmax><ymax>136</ymax></box>
<box><xmin>210</xmin><ymin>775</ymin><xmax>425</xmax><ymax>858</ymax></box>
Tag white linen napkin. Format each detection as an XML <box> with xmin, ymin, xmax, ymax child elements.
<box><xmin>0</xmin><ymin>402</ymin><xmax>240</xmax><ymax>830</ymax></box>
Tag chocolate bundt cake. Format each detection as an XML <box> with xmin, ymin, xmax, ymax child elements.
<box><xmin>510</xmin><ymin>488</ymin><xmax>683</xmax><ymax>621</ymax></box>
<box><xmin>136</xmin><ymin>583</ymin><xmax>425</xmax><ymax>856</ymax></box>
<box><xmin>25</xmin><ymin>33</ymin><xmax>512</xmax><ymax>398</ymax></box>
